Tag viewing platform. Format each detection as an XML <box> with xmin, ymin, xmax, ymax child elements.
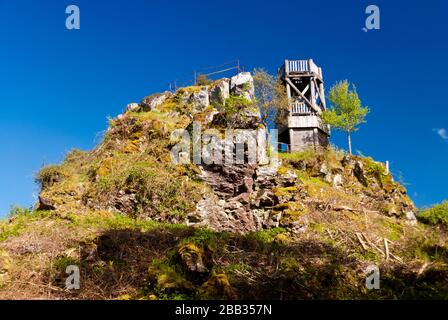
<box><xmin>279</xmin><ymin>59</ymin><xmax>323</xmax><ymax>79</ymax></box>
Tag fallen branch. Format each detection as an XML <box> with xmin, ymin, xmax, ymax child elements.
<box><xmin>362</xmin><ymin>234</ymin><xmax>385</xmax><ymax>256</ymax></box>
<box><xmin>7</xmin><ymin>280</ymin><xmax>65</xmax><ymax>292</ymax></box>
<box><xmin>334</xmin><ymin>206</ymin><xmax>380</xmax><ymax>214</ymax></box>
<box><xmin>384</xmin><ymin>238</ymin><xmax>390</xmax><ymax>261</ymax></box>
<box><xmin>417</xmin><ymin>262</ymin><xmax>430</xmax><ymax>278</ymax></box>
<box><xmin>356</xmin><ymin>233</ymin><xmax>368</xmax><ymax>250</ymax></box>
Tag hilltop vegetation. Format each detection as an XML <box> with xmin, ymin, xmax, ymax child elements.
<box><xmin>1</xmin><ymin>74</ymin><xmax>447</xmax><ymax>300</ymax></box>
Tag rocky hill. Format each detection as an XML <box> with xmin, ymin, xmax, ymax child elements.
<box><xmin>0</xmin><ymin>73</ymin><xmax>447</xmax><ymax>300</ymax></box>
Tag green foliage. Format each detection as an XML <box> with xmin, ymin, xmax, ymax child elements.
<box><xmin>322</xmin><ymin>80</ymin><xmax>369</xmax><ymax>153</ymax></box>
<box><xmin>196</xmin><ymin>74</ymin><xmax>212</xmax><ymax>86</ymax></box>
<box><xmin>279</xmin><ymin>148</ymin><xmax>316</xmax><ymax>162</ymax></box>
<box><xmin>214</xmin><ymin>94</ymin><xmax>255</xmax><ymax>127</ymax></box>
<box><xmin>0</xmin><ymin>210</ymin><xmax>52</xmax><ymax>242</ymax></box>
<box><xmin>54</xmin><ymin>256</ymin><xmax>79</xmax><ymax>272</ymax></box>
<box><xmin>63</xmin><ymin>149</ymin><xmax>89</xmax><ymax>165</ymax></box>
<box><xmin>7</xmin><ymin>206</ymin><xmax>32</xmax><ymax>218</ymax></box>
<box><xmin>182</xmin><ymin>228</ymin><xmax>229</xmax><ymax>249</ymax></box>
<box><xmin>224</xmin><ymin>95</ymin><xmax>252</xmax><ymax>114</ymax></box>
<box><xmin>246</xmin><ymin>227</ymin><xmax>287</xmax><ymax>244</ymax></box>
<box><xmin>322</xmin><ymin>80</ymin><xmax>369</xmax><ymax>132</ymax></box>
<box><xmin>89</xmin><ymin>162</ymin><xmax>203</xmax><ymax>219</ymax></box>
<box><xmin>364</xmin><ymin>158</ymin><xmax>386</xmax><ymax>176</ymax></box>
<box><xmin>35</xmin><ymin>165</ymin><xmax>66</xmax><ymax>189</ymax></box>
<box><xmin>419</xmin><ymin>201</ymin><xmax>448</xmax><ymax>227</ymax></box>
<box><xmin>253</xmin><ymin>68</ymin><xmax>289</xmax><ymax>128</ymax></box>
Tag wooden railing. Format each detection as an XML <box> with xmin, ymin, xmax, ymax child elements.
<box><xmin>288</xmin><ymin>60</ymin><xmax>309</xmax><ymax>72</ymax></box>
<box><xmin>290</xmin><ymin>101</ymin><xmax>315</xmax><ymax>115</ymax></box>
<box><xmin>282</xmin><ymin>59</ymin><xmax>321</xmax><ymax>76</ymax></box>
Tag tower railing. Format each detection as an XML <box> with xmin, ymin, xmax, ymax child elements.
<box><xmin>288</xmin><ymin>60</ymin><xmax>309</xmax><ymax>73</ymax></box>
<box><xmin>280</xmin><ymin>59</ymin><xmax>321</xmax><ymax>76</ymax></box>
<box><xmin>290</xmin><ymin>100</ymin><xmax>316</xmax><ymax>115</ymax></box>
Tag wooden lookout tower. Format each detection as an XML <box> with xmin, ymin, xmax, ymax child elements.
<box><xmin>277</xmin><ymin>59</ymin><xmax>330</xmax><ymax>152</ymax></box>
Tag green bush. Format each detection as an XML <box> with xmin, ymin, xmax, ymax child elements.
<box><xmin>90</xmin><ymin>163</ymin><xmax>203</xmax><ymax>219</ymax></box>
<box><xmin>418</xmin><ymin>201</ymin><xmax>448</xmax><ymax>227</ymax></box>
<box><xmin>196</xmin><ymin>74</ymin><xmax>212</xmax><ymax>86</ymax></box>
<box><xmin>279</xmin><ymin>149</ymin><xmax>316</xmax><ymax>162</ymax></box>
<box><xmin>364</xmin><ymin>158</ymin><xmax>386</xmax><ymax>176</ymax></box>
<box><xmin>35</xmin><ymin>165</ymin><xmax>66</xmax><ymax>189</ymax></box>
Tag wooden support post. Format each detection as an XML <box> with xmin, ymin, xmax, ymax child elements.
<box><xmin>319</xmin><ymin>81</ymin><xmax>326</xmax><ymax>110</ymax></box>
<box><xmin>286</xmin><ymin>82</ymin><xmax>292</xmax><ymax>114</ymax></box>
<box><xmin>313</xmin><ymin>128</ymin><xmax>319</xmax><ymax>149</ymax></box>
<box><xmin>301</xmin><ymin>84</ymin><xmax>310</xmax><ymax>96</ymax></box>
<box><xmin>289</xmin><ymin>129</ymin><xmax>294</xmax><ymax>152</ymax></box>
<box><xmin>310</xmin><ymin>78</ymin><xmax>316</xmax><ymax>111</ymax></box>
<box><xmin>286</xmin><ymin>82</ymin><xmax>291</xmax><ymax>100</ymax></box>
<box><xmin>313</xmin><ymin>78</ymin><xmax>325</xmax><ymax>111</ymax></box>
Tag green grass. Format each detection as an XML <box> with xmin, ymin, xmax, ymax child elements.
<box><xmin>35</xmin><ymin>165</ymin><xmax>67</xmax><ymax>189</ymax></box>
<box><xmin>279</xmin><ymin>148</ymin><xmax>316</xmax><ymax>162</ymax></box>
<box><xmin>419</xmin><ymin>201</ymin><xmax>448</xmax><ymax>227</ymax></box>
<box><xmin>246</xmin><ymin>227</ymin><xmax>287</xmax><ymax>244</ymax></box>
<box><xmin>0</xmin><ymin>209</ymin><xmax>53</xmax><ymax>242</ymax></box>
<box><xmin>64</xmin><ymin>211</ymin><xmax>189</xmax><ymax>232</ymax></box>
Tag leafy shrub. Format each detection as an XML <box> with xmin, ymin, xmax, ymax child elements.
<box><xmin>211</xmin><ymin>95</ymin><xmax>255</xmax><ymax>128</ymax></box>
<box><xmin>364</xmin><ymin>158</ymin><xmax>386</xmax><ymax>176</ymax></box>
<box><xmin>35</xmin><ymin>165</ymin><xmax>66</xmax><ymax>189</ymax></box>
<box><xmin>7</xmin><ymin>206</ymin><xmax>32</xmax><ymax>218</ymax></box>
<box><xmin>196</xmin><ymin>74</ymin><xmax>212</xmax><ymax>86</ymax></box>
<box><xmin>63</xmin><ymin>149</ymin><xmax>89</xmax><ymax>164</ymax></box>
<box><xmin>224</xmin><ymin>95</ymin><xmax>253</xmax><ymax>114</ymax></box>
<box><xmin>279</xmin><ymin>148</ymin><xmax>316</xmax><ymax>162</ymax></box>
<box><xmin>88</xmin><ymin>163</ymin><xmax>203</xmax><ymax>220</ymax></box>
<box><xmin>418</xmin><ymin>201</ymin><xmax>448</xmax><ymax>227</ymax></box>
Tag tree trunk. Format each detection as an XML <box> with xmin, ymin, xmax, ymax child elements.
<box><xmin>347</xmin><ymin>131</ymin><xmax>352</xmax><ymax>154</ymax></box>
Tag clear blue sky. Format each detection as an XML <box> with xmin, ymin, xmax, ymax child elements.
<box><xmin>0</xmin><ymin>0</ymin><xmax>447</xmax><ymax>216</ymax></box>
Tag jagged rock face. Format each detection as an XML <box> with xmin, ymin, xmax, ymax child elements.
<box><xmin>188</xmin><ymin>87</ymin><xmax>210</xmax><ymax>113</ymax></box>
<box><xmin>140</xmin><ymin>92</ymin><xmax>172</xmax><ymax>111</ymax></box>
<box><xmin>191</xmin><ymin>194</ymin><xmax>267</xmax><ymax>233</ymax></box>
<box><xmin>189</xmin><ymin>145</ymin><xmax>417</xmax><ymax>233</ymax></box>
<box><xmin>197</xmin><ymin>164</ymin><xmax>257</xmax><ymax>199</ymax></box>
<box><xmin>35</xmin><ymin>196</ymin><xmax>57</xmax><ymax>211</ymax></box>
<box><xmin>230</xmin><ymin>72</ymin><xmax>255</xmax><ymax>102</ymax></box>
<box><xmin>353</xmin><ymin>160</ymin><xmax>368</xmax><ymax>186</ymax></box>
<box><xmin>189</xmin><ymin>159</ymin><xmax>306</xmax><ymax>233</ymax></box>
<box><xmin>126</xmin><ymin>103</ymin><xmax>140</xmax><ymax>112</ymax></box>
<box><xmin>209</xmin><ymin>78</ymin><xmax>230</xmax><ymax>108</ymax></box>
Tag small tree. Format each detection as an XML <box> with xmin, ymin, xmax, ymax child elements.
<box><xmin>322</xmin><ymin>80</ymin><xmax>369</xmax><ymax>154</ymax></box>
<box><xmin>253</xmin><ymin>68</ymin><xmax>289</xmax><ymax>129</ymax></box>
<box><xmin>196</xmin><ymin>74</ymin><xmax>212</xmax><ymax>86</ymax></box>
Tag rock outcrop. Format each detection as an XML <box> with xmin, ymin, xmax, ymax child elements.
<box><xmin>188</xmin><ymin>87</ymin><xmax>210</xmax><ymax>113</ymax></box>
<box><xmin>230</xmin><ymin>72</ymin><xmax>255</xmax><ymax>102</ymax></box>
<box><xmin>33</xmin><ymin>72</ymin><xmax>416</xmax><ymax>235</ymax></box>
<box><xmin>140</xmin><ymin>92</ymin><xmax>173</xmax><ymax>111</ymax></box>
<box><xmin>209</xmin><ymin>78</ymin><xmax>230</xmax><ymax>108</ymax></box>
